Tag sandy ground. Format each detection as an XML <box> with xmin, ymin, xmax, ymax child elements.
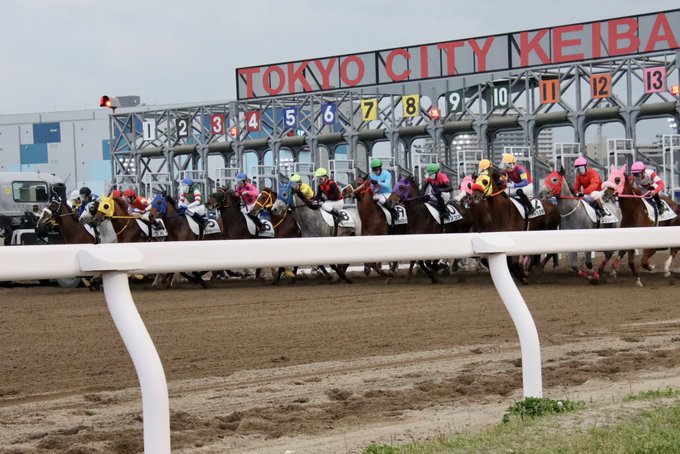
<box><xmin>1</xmin><ymin>256</ymin><xmax>680</xmax><ymax>453</ymax></box>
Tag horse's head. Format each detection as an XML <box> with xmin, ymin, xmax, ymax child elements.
<box><xmin>342</xmin><ymin>177</ymin><xmax>371</xmax><ymax>200</ymax></box>
<box><xmin>91</xmin><ymin>196</ymin><xmax>117</xmax><ymax>226</ymax></box>
<box><xmin>541</xmin><ymin>167</ymin><xmax>568</xmax><ymax>198</ymax></box>
<box><xmin>206</xmin><ymin>187</ymin><xmax>228</xmax><ymax>210</ymax></box>
<box><xmin>149</xmin><ymin>193</ymin><xmax>169</xmax><ymax>220</ymax></box>
<box><xmin>36</xmin><ymin>196</ymin><xmax>62</xmax><ymax>233</ymax></box>
<box><xmin>391</xmin><ymin>175</ymin><xmax>418</xmax><ymax>203</ymax></box>
<box><xmin>457</xmin><ymin>175</ymin><xmax>476</xmax><ymax>200</ymax></box>
<box><xmin>473</xmin><ymin>170</ymin><xmax>496</xmax><ymax>198</ymax></box>
<box><xmin>251</xmin><ymin>188</ymin><xmax>276</xmax><ymax>216</ymax></box>
<box><xmin>601</xmin><ymin>163</ymin><xmax>628</xmax><ymax>202</ymax></box>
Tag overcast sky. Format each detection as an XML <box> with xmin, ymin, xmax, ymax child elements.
<box><xmin>1</xmin><ymin>0</ymin><xmax>679</xmax><ymax>115</ymax></box>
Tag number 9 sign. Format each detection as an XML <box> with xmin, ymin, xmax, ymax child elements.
<box><xmin>446</xmin><ymin>89</ymin><xmax>464</xmax><ymax>114</ymax></box>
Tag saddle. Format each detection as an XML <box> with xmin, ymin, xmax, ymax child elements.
<box><xmin>135</xmin><ymin>218</ymin><xmax>168</xmax><ymax>239</ymax></box>
<box><xmin>378</xmin><ymin>205</ymin><xmax>407</xmax><ymax>225</ymax></box>
<box><xmin>320</xmin><ymin>209</ymin><xmax>355</xmax><ymax>228</ymax></box>
<box><xmin>242</xmin><ymin>212</ymin><xmax>275</xmax><ymax>237</ymax></box>
<box><xmin>185</xmin><ymin>215</ymin><xmax>222</xmax><ymax>236</ymax></box>
<box><xmin>580</xmin><ymin>201</ymin><xmax>618</xmax><ymax>224</ymax></box>
<box><xmin>641</xmin><ymin>199</ymin><xmax>677</xmax><ymax>223</ymax></box>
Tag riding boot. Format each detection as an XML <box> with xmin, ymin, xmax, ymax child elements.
<box><xmin>382</xmin><ymin>200</ymin><xmax>399</xmax><ymax>226</ymax></box>
<box><xmin>517</xmin><ymin>190</ymin><xmax>535</xmax><ymax>215</ymax></box>
<box><xmin>247</xmin><ymin>212</ymin><xmax>264</xmax><ymax>231</ymax></box>
<box><xmin>435</xmin><ymin>193</ymin><xmax>448</xmax><ymax>222</ymax></box>
<box><xmin>653</xmin><ymin>193</ymin><xmax>666</xmax><ymax>214</ymax></box>
<box><xmin>329</xmin><ymin>209</ymin><xmax>343</xmax><ymax>224</ymax></box>
<box><xmin>593</xmin><ymin>200</ymin><xmax>606</xmax><ymax>218</ymax></box>
<box><xmin>192</xmin><ymin>213</ymin><xmax>208</xmax><ymax>229</ymax></box>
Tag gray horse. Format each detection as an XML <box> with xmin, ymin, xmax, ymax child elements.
<box><xmin>291</xmin><ymin>192</ymin><xmax>362</xmax><ymax>283</ymax></box>
<box><xmin>539</xmin><ymin>168</ymin><xmax>622</xmax><ymax>283</ymax></box>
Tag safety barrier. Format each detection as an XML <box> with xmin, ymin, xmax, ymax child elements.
<box><xmin>2</xmin><ymin>226</ymin><xmax>680</xmax><ymax>454</ymax></box>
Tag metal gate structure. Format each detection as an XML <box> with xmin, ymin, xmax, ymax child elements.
<box><xmin>107</xmin><ymin>10</ymin><xmax>680</xmax><ymax>199</ymax></box>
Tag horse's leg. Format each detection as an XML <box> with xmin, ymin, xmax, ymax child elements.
<box><xmin>406</xmin><ymin>261</ymin><xmax>416</xmax><ymax>281</ymax></box>
<box><xmin>627</xmin><ymin>249</ymin><xmax>643</xmax><ymax>287</ymax></box>
<box><xmin>664</xmin><ymin>248</ymin><xmax>677</xmax><ymax>278</ymax></box>
<box><xmin>330</xmin><ymin>264</ymin><xmax>353</xmax><ymax>284</ymax></box>
<box><xmin>641</xmin><ymin>248</ymin><xmax>657</xmax><ymax>272</ymax></box>
<box><xmin>418</xmin><ymin>260</ymin><xmax>438</xmax><ymax>284</ymax></box>
<box><xmin>539</xmin><ymin>254</ymin><xmax>553</xmax><ymax>271</ymax></box>
<box><xmin>570</xmin><ymin>252</ymin><xmax>579</xmax><ymax>273</ymax></box>
<box><xmin>192</xmin><ymin>272</ymin><xmax>208</xmax><ymax>289</ymax></box>
<box><xmin>288</xmin><ymin>266</ymin><xmax>299</xmax><ymax>284</ymax></box>
<box><xmin>363</xmin><ymin>263</ymin><xmax>372</xmax><ymax>276</ymax></box>
<box><xmin>316</xmin><ymin>265</ymin><xmax>333</xmax><ymax>280</ymax></box>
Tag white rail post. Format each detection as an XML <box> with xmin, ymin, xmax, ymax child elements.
<box><xmin>472</xmin><ymin>236</ymin><xmax>543</xmax><ymax>398</ymax></box>
<box><xmin>78</xmin><ymin>248</ymin><xmax>171</xmax><ymax>453</ymax></box>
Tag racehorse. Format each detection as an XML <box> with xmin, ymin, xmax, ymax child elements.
<box><xmin>470</xmin><ymin>167</ymin><xmax>560</xmax><ymax>283</ymax></box>
<box><xmin>284</xmin><ymin>190</ymin><xmax>361</xmax><ymax>283</ymax></box>
<box><xmin>601</xmin><ymin>164</ymin><xmax>680</xmax><ymax>286</ymax></box>
<box><xmin>249</xmin><ymin>188</ymin><xmax>302</xmax><ymax>284</ymax></box>
<box><xmin>540</xmin><ymin>167</ymin><xmax>623</xmax><ymax>283</ymax></box>
<box><xmin>91</xmin><ymin>195</ymin><xmax>149</xmax><ymax>243</ymax></box>
<box><xmin>36</xmin><ymin>197</ymin><xmax>95</xmax><ymax>244</ymax></box>
<box><xmin>389</xmin><ymin>175</ymin><xmax>473</xmax><ymax>283</ymax></box>
<box><xmin>342</xmin><ymin>177</ymin><xmax>408</xmax><ymax>277</ymax></box>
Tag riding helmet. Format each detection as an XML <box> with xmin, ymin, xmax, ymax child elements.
<box><xmin>79</xmin><ymin>186</ymin><xmax>91</xmax><ymax>197</ymax></box>
<box><xmin>236</xmin><ymin>172</ymin><xmax>247</xmax><ymax>181</ymax></box>
<box><xmin>123</xmin><ymin>188</ymin><xmax>136</xmax><ymax>198</ymax></box>
<box><xmin>370</xmin><ymin>158</ymin><xmax>382</xmax><ymax>169</ymax></box>
<box><xmin>315</xmin><ymin>167</ymin><xmax>328</xmax><ymax>177</ymax></box>
<box><xmin>631</xmin><ymin>161</ymin><xmax>645</xmax><ymax>174</ymax></box>
<box><xmin>573</xmin><ymin>157</ymin><xmax>587</xmax><ymax>167</ymax></box>
<box><xmin>180</xmin><ymin>177</ymin><xmax>193</xmax><ymax>186</ymax></box>
<box><xmin>426</xmin><ymin>163</ymin><xmax>439</xmax><ymax>174</ymax></box>
<box><xmin>290</xmin><ymin>174</ymin><xmax>302</xmax><ymax>183</ymax></box>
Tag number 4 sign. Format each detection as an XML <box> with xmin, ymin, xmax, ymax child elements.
<box><xmin>246</xmin><ymin>111</ymin><xmax>261</xmax><ymax>131</ymax></box>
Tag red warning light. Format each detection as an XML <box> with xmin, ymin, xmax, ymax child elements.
<box><xmin>429</xmin><ymin>108</ymin><xmax>441</xmax><ymax>120</ymax></box>
<box><xmin>671</xmin><ymin>85</ymin><xmax>680</xmax><ymax>96</ymax></box>
<box><xmin>229</xmin><ymin>126</ymin><xmax>239</xmax><ymax>137</ymax></box>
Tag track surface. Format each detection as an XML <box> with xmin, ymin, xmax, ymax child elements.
<box><xmin>1</xmin><ymin>260</ymin><xmax>680</xmax><ymax>453</ymax></box>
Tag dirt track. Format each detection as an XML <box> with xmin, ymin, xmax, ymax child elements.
<box><xmin>1</xmin><ymin>260</ymin><xmax>680</xmax><ymax>453</ymax></box>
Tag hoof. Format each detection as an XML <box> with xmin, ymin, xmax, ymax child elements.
<box><xmin>636</xmin><ymin>278</ymin><xmax>644</xmax><ymax>287</ymax></box>
<box><xmin>664</xmin><ymin>271</ymin><xmax>672</xmax><ymax>278</ymax></box>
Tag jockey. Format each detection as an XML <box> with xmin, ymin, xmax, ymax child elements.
<box><xmin>500</xmin><ymin>153</ymin><xmax>534</xmax><ymax>215</ymax></box>
<box><xmin>77</xmin><ymin>186</ymin><xmax>99</xmax><ymax>222</ymax></box>
<box><xmin>369</xmin><ymin>158</ymin><xmax>399</xmax><ymax>225</ymax></box>
<box><xmin>67</xmin><ymin>189</ymin><xmax>81</xmax><ymax>211</ymax></box>
<box><xmin>110</xmin><ymin>189</ymin><xmax>122</xmax><ymax>198</ymax></box>
<box><xmin>313</xmin><ymin>167</ymin><xmax>344</xmax><ymax>223</ymax></box>
<box><xmin>178</xmin><ymin>178</ymin><xmax>208</xmax><ymax>227</ymax></box>
<box><xmin>572</xmin><ymin>157</ymin><xmax>606</xmax><ymax>218</ymax></box>
<box><xmin>630</xmin><ymin>161</ymin><xmax>666</xmax><ymax>213</ymax></box>
<box><xmin>234</xmin><ymin>172</ymin><xmax>263</xmax><ymax>228</ymax></box>
<box><xmin>421</xmin><ymin>162</ymin><xmax>453</xmax><ymax>220</ymax></box>
<box><xmin>123</xmin><ymin>188</ymin><xmax>152</xmax><ymax>221</ymax></box>
<box><xmin>289</xmin><ymin>174</ymin><xmax>314</xmax><ymax>200</ymax></box>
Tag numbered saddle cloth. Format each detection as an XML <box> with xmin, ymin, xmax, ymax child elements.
<box><xmin>424</xmin><ymin>203</ymin><xmax>463</xmax><ymax>224</ymax></box>
<box><xmin>379</xmin><ymin>204</ymin><xmax>408</xmax><ymax>225</ymax></box>
<box><xmin>320</xmin><ymin>209</ymin><xmax>355</xmax><ymax>228</ymax></box>
<box><xmin>186</xmin><ymin>216</ymin><xmax>222</xmax><ymax>236</ymax></box>
<box><xmin>136</xmin><ymin>218</ymin><xmax>168</xmax><ymax>239</ymax></box>
<box><xmin>243</xmin><ymin>213</ymin><xmax>275</xmax><ymax>238</ymax></box>
<box><xmin>581</xmin><ymin>201</ymin><xmax>618</xmax><ymax>224</ymax></box>
<box><xmin>641</xmin><ymin>199</ymin><xmax>677</xmax><ymax>222</ymax></box>
<box><xmin>509</xmin><ymin>198</ymin><xmax>545</xmax><ymax>219</ymax></box>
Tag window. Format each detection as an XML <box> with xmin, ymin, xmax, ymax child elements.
<box><xmin>12</xmin><ymin>181</ymin><xmax>49</xmax><ymax>203</ymax></box>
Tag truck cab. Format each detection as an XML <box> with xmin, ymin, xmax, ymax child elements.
<box><xmin>0</xmin><ymin>171</ymin><xmax>65</xmax><ymax>245</ymax></box>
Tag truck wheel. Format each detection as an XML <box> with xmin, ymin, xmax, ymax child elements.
<box><xmin>56</xmin><ymin>278</ymin><xmax>81</xmax><ymax>288</ymax></box>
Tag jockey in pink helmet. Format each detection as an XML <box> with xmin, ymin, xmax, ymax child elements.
<box><xmin>630</xmin><ymin>161</ymin><xmax>666</xmax><ymax>213</ymax></box>
<box><xmin>573</xmin><ymin>156</ymin><xmax>606</xmax><ymax>218</ymax></box>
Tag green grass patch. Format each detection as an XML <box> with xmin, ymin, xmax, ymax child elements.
<box><xmin>624</xmin><ymin>387</ymin><xmax>679</xmax><ymax>401</ymax></box>
<box><xmin>362</xmin><ymin>394</ymin><xmax>680</xmax><ymax>454</ymax></box>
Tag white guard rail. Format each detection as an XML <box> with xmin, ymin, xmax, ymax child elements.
<box><xmin>2</xmin><ymin>226</ymin><xmax>680</xmax><ymax>454</ymax></box>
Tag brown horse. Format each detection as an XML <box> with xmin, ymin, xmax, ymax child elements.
<box><xmin>601</xmin><ymin>164</ymin><xmax>680</xmax><ymax>286</ymax></box>
<box><xmin>388</xmin><ymin>175</ymin><xmax>473</xmax><ymax>283</ymax></box>
<box><xmin>91</xmin><ymin>195</ymin><xmax>149</xmax><ymax>243</ymax></box>
<box><xmin>148</xmin><ymin>193</ymin><xmax>223</xmax><ymax>242</ymax></box>
<box><xmin>343</xmin><ymin>177</ymin><xmax>407</xmax><ymax>277</ymax></box>
<box><xmin>36</xmin><ymin>197</ymin><xmax>95</xmax><ymax>244</ymax></box>
<box><xmin>470</xmin><ymin>167</ymin><xmax>560</xmax><ymax>283</ymax></box>
<box><xmin>250</xmin><ymin>188</ymin><xmax>301</xmax><ymax>284</ymax></box>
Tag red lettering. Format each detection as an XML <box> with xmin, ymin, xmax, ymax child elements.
<box><xmin>520</xmin><ymin>29</ymin><xmax>550</xmax><ymax>66</ymax></box>
<box><xmin>419</xmin><ymin>45</ymin><xmax>429</xmax><ymax>78</ymax></box>
<box><xmin>468</xmin><ymin>37</ymin><xmax>495</xmax><ymax>71</ymax></box>
<box><xmin>340</xmin><ymin>56</ymin><xmax>365</xmax><ymax>86</ymax></box>
<box><xmin>437</xmin><ymin>41</ymin><xmax>464</xmax><ymax>75</ymax></box>
<box><xmin>313</xmin><ymin>58</ymin><xmax>337</xmax><ymax>90</ymax></box>
<box><xmin>238</xmin><ymin>67</ymin><xmax>261</xmax><ymax>99</ymax></box>
<box><xmin>645</xmin><ymin>13</ymin><xmax>679</xmax><ymax>52</ymax></box>
<box><xmin>591</xmin><ymin>22</ymin><xmax>602</xmax><ymax>58</ymax></box>
<box><xmin>553</xmin><ymin>24</ymin><xmax>584</xmax><ymax>63</ymax></box>
<box><xmin>385</xmin><ymin>49</ymin><xmax>411</xmax><ymax>81</ymax></box>
<box><xmin>288</xmin><ymin>62</ymin><xmax>312</xmax><ymax>94</ymax></box>
<box><xmin>608</xmin><ymin>18</ymin><xmax>639</xmax><ymax>56</ymax></box>
<box><xmin>262</xmin><ymin>65</ymin><xmax>285</xmax><ymax>95</ymax></box>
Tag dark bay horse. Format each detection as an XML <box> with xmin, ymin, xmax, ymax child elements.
<box><xmin>388</xmin><ymin>175</ymin><xmax>473</xmax><ymax>283</ymax></box>
<box><xmin>601</xmin><ymin>164</ymin><xmax>680</xmax><ymax>286</ymax></box>
<box><xmin>540</xmin><ymin>167</ymin><xmax>623</xmax><ymax>283</ymax></box>
<box><xmin>36</xmin><ymin>197</ymin><xmax>95</xmax><ymax>244</ymax></box>
<box><xmin>148</xmin><ymin>193</ymin><xmax>222</xmax><ymax>242</ymax></box>
<box><xmin>471</xmin><ymin>168</ymin><xmax>560</xmax><ymax>283</ymax></box>
<box><xmin>342</xmin><ymin>177</ymin><xmax>408</xmax><ymax>277</ymax></box>
<box><xmin>250</xmin><ymin>188</ymin><xmax>302</xmax><ymax>284</ymax></box>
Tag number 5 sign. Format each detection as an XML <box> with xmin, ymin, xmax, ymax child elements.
<box><xmin>246</xmin><ymin>110</ymin><xmax>261</xmax><ymax>132</ymax></box>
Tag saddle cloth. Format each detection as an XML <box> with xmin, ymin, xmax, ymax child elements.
<box><xmin>135</xmin><ymin>219</ymin><xmax>168</xmax><ymax>239</ymax></box>
<box><xmin>186</xmin><ymin>216</ymin><xmax>222</xmax><ymax>236</ymax></box>
<box><xmin>641</xmin><ymin>199</ymin><xmax>677</xmax><ymax>222</ymax></box>
<box><xmin>581</xmin><ymin>201</ymin><xmax>618</xmax><ymax>224</ymax></box>
<box><xmin>84</xmin><ymin>221</ymin><xmax>118</xmax><ymax>244</ymax></box>
<box><xmin>243</xmin><ymin>214</ymin><xmax>275</xmax><ymax>238</ymax></box>
<box><xmin>379</xmin><ymin>205</ymin><xmax>408</xmax><ymax>225</ymax></box>
<box><xmin>320</xmin><ymin>209</ymin><xmax>355</xmax><ymax>228</ymax></box>
<box><xmin>509</xmin><ymin>198</ymin><xmax>545</xmax><ymax>219</ymax></box>
<box><xmin>424</xmin><ymin>203</ymin><xmax>463</xmax><ymax>224</ymax></box>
